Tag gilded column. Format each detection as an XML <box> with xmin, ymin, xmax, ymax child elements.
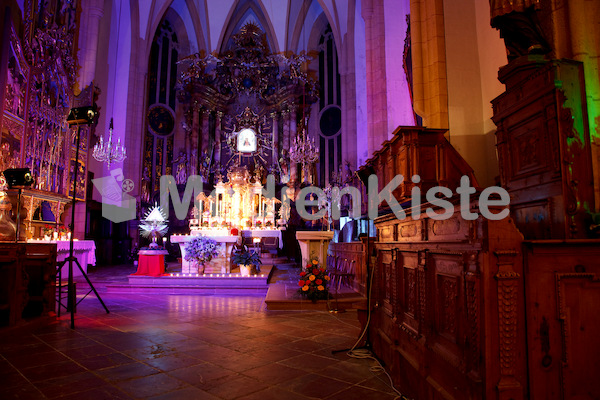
<box><xmin>200</xmin><ymin>108</ymin><xmax>210</xmax><ymax>157</ymax></box>
<box><xmin>289</xmin><ymin>104</ymin><xmax>298</xmax><ymax>141</ymax></box>
<box><xmin>271</xmin><ymin>111</ymin><xmax>279</xmax><ymax>165</ymax></box>
<box><xmin>282</xmin><ymin>108</ymin><xmax>290</xmax><ymax>151</ymax></box>
<box><xmin>190</xmin><ymin>104</ymin><xmax>200</xmax><ymax>175</ymax></box>
<box><xmin>215</xmin><ymin>111</ymin><xmax>223</xmax><ymax>166</ymax></box>
<box><xmin>288</xmin><ymin>106</ymin><xmax>299</xmax><ymax>183</ymax></box>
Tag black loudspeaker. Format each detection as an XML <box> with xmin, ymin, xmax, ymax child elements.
<box><xmin>3</xmin><ymin>168</ymin><xmax>35</xmax><ymax>188</ymax></box>
<box><xmin>66</xmin><ymin>106</ymin><xmax>98</xmax><ymax>125</ymax></box>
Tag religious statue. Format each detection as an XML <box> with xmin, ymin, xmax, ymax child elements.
<box><xmin>199</xmin><ymin>150</ymin><xmax>212</xmax><ymax>178</ymax></box>
<box><xmin>141</xmin><ymin>167</ymin><xmax>151</xmax><ymax>203</ymax></box>
<box><xmin>189</xmin><ymin>149</ymin><xmax>198</xmax><ymax>177</ymax></box>
<box><xmin>490</xmin><ymin>0</ymin><xmax>550</xmax><ymax>60</ymax></box>
<box><xmin>254</xmin><ymin>164</ymin><xmax>265</xmax><ymax>184</ymax></box>
<box><xmin>279</xmin><ymin>151</ymin><xmax>290</xmax><ymax>184</ymax></box>
<box><xmin>174</xmin><ymin>151</ymin><xmax>187</xmax><ymax>184</ymax></box>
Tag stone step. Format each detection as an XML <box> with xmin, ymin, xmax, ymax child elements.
<box><xmin>263</xmin><ymin>282</ymin><xmax>365</xmax><ymax>311</ymax></box>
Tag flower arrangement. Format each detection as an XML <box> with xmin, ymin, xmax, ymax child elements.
<box><xmin>298</xmin><ymin>258</ymin><xmax>330</xmax><ymax>301</ymax></box>
<box><xmin>256</xmin><ymin>220</ymin><xmax>262</xmax><ymax>227</ymax></box>
<box><xmin>184</xmin><ymin>235</ymin><xmax>220</xmax><ymax>265</ymax></box>
<box><xmin>43</xmin><ymin>224</ymin><xmax>54</xmax><ymax>237</ymax></box>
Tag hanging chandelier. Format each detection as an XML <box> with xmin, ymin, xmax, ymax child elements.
<box><xmin>92</xmin><ymin>118</ymin><xmax>126</xmax><ymax>167</ymax></box>
<box><xmin>93</xmin><ymin>1</ymin><xmax>126</xmax><ymax>168</ymax></box>
<box><xmin>289</xmin><ymin>126</ymin><xmax>319</xmax><ymax>166</ymax></box>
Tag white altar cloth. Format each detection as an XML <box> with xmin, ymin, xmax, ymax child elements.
<box><xmin>27</xmin><ymin>239</ymin><xmax>96</xmax><ymax>278</ymax></box>
<box><xmin>189</xmin><ymin>229</ymin><xmax>283</xmax><ymax>249</ymax></box>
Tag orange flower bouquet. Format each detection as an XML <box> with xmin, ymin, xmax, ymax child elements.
<box><xmin>298</xmin><ymin>257</ymin><xmax>330</xmax><ymax>301</ymax></box>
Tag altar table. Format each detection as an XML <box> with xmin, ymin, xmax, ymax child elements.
<box><xmin>134</xmin><ymin>250</ymin><xmax>168</xmax><ymax>277</ymax></box>
<box><xmin>171</xmin><ymin>235</ymin><xmax>239</xmax><ymax>274</ymax></box>
<box><xmin>28</xmin><ymin>239</ymin><xmax>96</xmax><ymax>278</ymax></box>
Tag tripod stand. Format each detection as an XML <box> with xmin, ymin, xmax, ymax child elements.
<box><xmin>60</xmin><ymin>120</ymin><xmax>109</xmax><ymax>329</ymax></box>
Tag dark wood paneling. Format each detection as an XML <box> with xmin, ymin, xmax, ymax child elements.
<box><xmin>372</xmin><ymin>207</ymin><xmax>527</xmax><ymax>400</ymax></box>
<box><xmin>0</xmin><ymin>243</ymin><xmax>56</xmax><ymax>327</ymax></box>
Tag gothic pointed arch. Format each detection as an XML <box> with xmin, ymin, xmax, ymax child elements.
<box><xmin>217</xmin><ymin>0</ymin><xmax>279</xmax><ymax>54</ymax></box>
<box><xmin>145</xmin><ymin>0</ymin><xmax>207</xmax><ymax>60</ymax></box>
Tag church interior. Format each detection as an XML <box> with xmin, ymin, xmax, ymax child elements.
<box><xmin>1</xmin><ymin>0</ymin><xmax>599</xmax><ymax>399</ymax></box>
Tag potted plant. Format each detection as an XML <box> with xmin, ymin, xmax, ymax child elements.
<box><xmin>232</xmin><ymin>245</ymin><xmax>262</xmax><ymax>276</ymax></box>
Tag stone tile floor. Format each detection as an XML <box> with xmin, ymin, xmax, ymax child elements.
<box><xmin>0</xmin><ymin>264</ymin><xmax>403</xmax><ymax>399</ymax></box>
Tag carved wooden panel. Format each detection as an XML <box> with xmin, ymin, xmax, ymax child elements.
<box><xmin>0</xmin><ymin>243</ymin><xmax>56</xmax><ymax>327</ymax></box>
<box><xmin>358</xmin><ymin>126</ymin><xmax>478</xmax><ymax>207</ymax></box>
<box><xmin>372</xmin><ymin>205</ymin><xmax>526</xmax><ymax>400</ymax></box>
<box><xmin>523</xmin><ymin>241</ymin><xmax>600</xmax><ymax>400</ymax></box>
<box><xmin>400</xmin><ymin>252</ymin><xmax>419</xmax><ymax>335</ymax></box>
<box><xmin>379</xmin><ymin>248</ymin><xmax>394</xmax><ymax>316</ymax></box>
<box><xmin>493</xmin><ymin>60</ymin><xmax>595</xmax><ymax>239</ymax></box>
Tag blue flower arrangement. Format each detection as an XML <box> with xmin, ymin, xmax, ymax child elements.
<box><xmin>184</xmin><ymin>235</ymin><xmax>219</xmax><ymax>264</ymax></box>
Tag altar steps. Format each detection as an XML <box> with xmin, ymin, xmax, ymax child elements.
<box><xmin>104</xmin><ymin>265</ymin><xmax>275</xmax><ymax>295</ymax></box>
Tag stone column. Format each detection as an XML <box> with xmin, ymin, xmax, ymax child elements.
<box><xmin>77</xmin><ymin>0</ymin><xmax>104</xmax><ymax>91</ymax></box>
<box><xmin>408</xmin><ymin>0</ymin><xmax>448</xmax><ymax>129</ymax></box>
<box><xmin>362</xmin><ymin>0</ymin><xmax>390</xmax><ymax>156</ymax></box>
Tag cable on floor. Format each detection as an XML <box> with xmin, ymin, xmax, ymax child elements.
<box><xmin>325</xmin><ymin>259</ymin><xmax>411</xmax><ymax>400</ymax></box>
